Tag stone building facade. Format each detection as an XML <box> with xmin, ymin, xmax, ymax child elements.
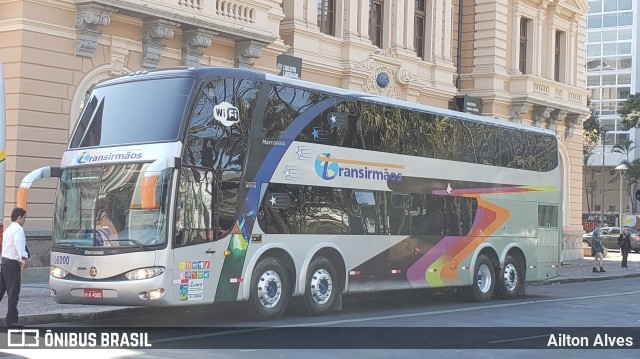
<box><xmin>0</xmin><ymin>0</ymin><xmax>589</xmax><ymax>263</ymax></box>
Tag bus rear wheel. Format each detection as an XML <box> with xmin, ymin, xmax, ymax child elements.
<box><xmin>467</xmin><ymin>254</ymin><xmax>495</xmax><ymax>302</ymax></box>
<box><xmin>303</xmin><ymin>257</ymin><xmax>338</xmax><ymax>316</ymax></box>
<box><xmin>247</xmin><ymin>257</ymin><xmax>291</xmax><ymax>321</ymax></box>
<box><xmin>496</xmin><ymin>255</ymin><xmax>522</xmax><ymax>300</ymax></box>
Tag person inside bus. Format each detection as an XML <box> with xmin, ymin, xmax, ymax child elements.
<box><xmin>591</xmin><ymin>226</ymin><xmax>606</xmax><ymax>273</ymax></box>
<box><xmin>95</xmin><ymin>208</ymin><xmax>119</xmax><ymax>246</ymax></box>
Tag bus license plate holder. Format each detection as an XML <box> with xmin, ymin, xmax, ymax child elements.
<box><xmin>83</xmin><ymin>289</ymin><xmax>103</xmax><ymax>299</ymax></box>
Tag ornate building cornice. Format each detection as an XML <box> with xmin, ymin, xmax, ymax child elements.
<box><xmin>75</xmin><ymin>4</ymin><xmax>114</xmax><ymax>58</ymax></box>
<box><xmin>234</xmin><ymin>40</ymin><xmax>266</xmax><ymax>68</ymax></box>
<box><xmin>142</xmin><ymin>19</ymin><xmax>178</xmax><ymax>69</ymax></box>
<box><xmin>181</xmin><ymin>28</ymin><xmax>217</xmax><ymax>67</ymax></box>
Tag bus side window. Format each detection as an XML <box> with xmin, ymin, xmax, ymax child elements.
<box><xmin>389</xmin><ymin>193</ymin><xmax>410</xmax><ymax>235</ymax></box>
<box><xmin>352</xmin><ymin>191</ymin><xmax>377</xmax><ymax>235</ymax></box>
<box><xmin>175</xmin><ymin>168</ymin><xmax>214</xmax><ymax>247</ymax></box>
<box><xmin>217</xmin><ymin>181</ymin><xmax>240</xmax><ymax>238</ymax></box>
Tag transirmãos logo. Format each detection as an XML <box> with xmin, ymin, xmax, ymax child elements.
<box><xmin>76</xmin><ymin>151</ymin><xmax>143</xmax><ymax>164</ymax></box>
<box><xmin>314</xmin><ymin>153</ymin><xmax>339</xmax><ymax>180</ymax></box>
<box><xmin>314</xmin><ymin>153</ymin><xmax>403</xmax><ymax>182</ymax></box>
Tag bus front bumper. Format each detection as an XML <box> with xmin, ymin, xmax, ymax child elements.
<box><xmin>49</xmin><ymin>274</ymin><xmax>173</xmax><ymax>306</ymax></box>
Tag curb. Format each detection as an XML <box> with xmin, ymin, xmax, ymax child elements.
<box><xmin>529</xmin><ymin>272</ymin><xmax>640</xmax><ymax>286</ymax></box>
<box><xmin>1</xmin><ymin>307</ymin><xmax>150</xmax><ymax>327</ymax></box>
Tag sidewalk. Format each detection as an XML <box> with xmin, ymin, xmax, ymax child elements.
<box><xmin>1</xmin><ymin>252</ymin><xmax>639</xmax><ymax>326</ymax></box>
<box><xmin>538</xmin><ymin>251</ymin><xmax>640</xmax><ymax>285</ymax></box>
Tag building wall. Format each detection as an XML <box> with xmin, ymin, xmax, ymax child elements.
<box><xmin>1</xmin><ymin>0</ymin><xmax>590</xmax><ymax>260</ymax></box>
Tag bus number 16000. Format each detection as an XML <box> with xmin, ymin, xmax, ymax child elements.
<box><xmin>54</xmin><ymin>255</ymin><xmax>70</xmax><ymax>265</ymax></box>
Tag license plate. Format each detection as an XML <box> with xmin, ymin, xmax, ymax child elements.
<box><xmin>83</xmin><ymin>289</ymin><xmax>103</xmax><ymax>299</ymax></box>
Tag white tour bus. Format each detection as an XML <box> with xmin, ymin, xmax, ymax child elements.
<box><xmin>19</xmin><ymin>67</ymin><xmax>561</xmax><ymax>320</ymax></box>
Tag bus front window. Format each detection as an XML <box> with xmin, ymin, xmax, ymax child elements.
<box><xmin>53</xmin><ymin>164</ymin><xmax>171</xmax><ymax>249</ymax></box>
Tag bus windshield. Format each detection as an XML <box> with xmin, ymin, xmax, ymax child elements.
<box><xmin>69</xmin><ymin>77</ymin><xmax>193</xmax><ymax>148</ymax></box>
<box><xmin>53</xmin><ymin>164</ymin><xmax>171</xmax><ymax>249</ymax></box>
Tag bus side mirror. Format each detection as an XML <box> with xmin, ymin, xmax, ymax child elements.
<box><xmin>141</xmin><ymin>175</ymin><xmax>160</xmax><ymax>209</ymax></box>
<box><xmin>140</xmin><ymin>159</ymin><xmax>172</xmax><ymax>210</ymax></box>
<box><xmin>17</xmin><ymin>166</ymin><xmax>60</xmax><ymax>210</ymax></box>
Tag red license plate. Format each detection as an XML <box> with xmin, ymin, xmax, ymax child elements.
<box><xmin>83</xmin><ymin>289</ymin><xmax>103</xmax><ymax>299</ymax></box>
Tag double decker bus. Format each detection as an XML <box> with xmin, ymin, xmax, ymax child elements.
<box><xmin>19</xmin><ymin>67</ymin><xmax>561</xmax><ymax>320</ymax></box>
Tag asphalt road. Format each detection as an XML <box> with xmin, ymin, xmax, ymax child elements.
<box><xmin>2</xmin><ymin>277</ymin><xmax>636</xmax><ymax>358</ymax></box>
<box><xmin>59</xmin><ymin>277</ymin><xmax>640</xmax><ymax>329</ymax></box>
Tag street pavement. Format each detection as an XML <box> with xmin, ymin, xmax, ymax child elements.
<box><xmin>1</xmin><ymin>252</ymin><xmax>639</xmax><ymax>327</ymax></box>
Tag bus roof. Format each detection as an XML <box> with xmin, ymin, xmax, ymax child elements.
<box><xmin>98</xmin><ymin>66</ymin><xmax>556</xmax><ymax>137</ymax></box>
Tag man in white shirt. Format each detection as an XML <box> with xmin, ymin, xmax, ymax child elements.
<box><xmin>0</xmin><ymin>208</ymin><xmax>29</xmax><ymax>327</ymax></box>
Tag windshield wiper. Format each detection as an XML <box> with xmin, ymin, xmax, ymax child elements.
<box><xmin>107</xmin><ymin>239</ymin><xmax>147</xmax><ymax>250</ymax></box>
<box><xmin>70</xmin><ymin>242</ymin><xmax>83</xmax><ymax>252</ymax></box>
<box><xmin>56</xmin><ymin>242</ymin><xmax>84</xmax><ymax>254</ymax></box>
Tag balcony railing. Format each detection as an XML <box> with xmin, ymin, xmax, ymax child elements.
<box><xmin>510</xmin><ymin>75</ymin><xmax>589</xmax><ymax>109</ymax></box>
<box><xmin>79</xmin><ymin>0</ymin><xmax>281</xmax><ymax>41</ymax></box>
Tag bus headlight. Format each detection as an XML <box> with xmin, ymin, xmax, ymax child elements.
<box><xmin>50</xmin><ymin>267</ymin><xmax>68</xmax><ymax>279</ymax></box>
<box><xmin>125</xmin><ymin>267</ymin><xmax>165</xmax><ymax>280</ymax></box>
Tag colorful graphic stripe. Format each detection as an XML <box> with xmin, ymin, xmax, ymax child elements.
<box><xmin>406</xmin><ymin>185</ymin><xmax>557</xmax><ymax>287</ymax></box>
<box><xmin>432</xmin><ymin>185</ymin><xmax>557</xmax><ymax>196</ymax></box>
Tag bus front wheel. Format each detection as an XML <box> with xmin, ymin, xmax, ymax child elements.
<box><xmin>496</xmin><ymin>255</ymin><xmax>522</xmax><ymax>300</ymax></box>
<box><xmin>467</xmin><ymin>254</ymin><xmax>495</xmax><ymax>302</ymax></box>
<box><xmin>303</xmin><ymin>257</ymin><xmax>338</xmax><ymax>316</ymax></box>
<box><xmin>247</xmin><ymin>257</ymin><xmax>291</xmax><ymax>321</ymax></box>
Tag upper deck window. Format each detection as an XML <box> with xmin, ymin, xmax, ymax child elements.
<box><xmin>70</xmin><ymin>77</ymin><xmax>194</xmax><ymax>149</ymax></box>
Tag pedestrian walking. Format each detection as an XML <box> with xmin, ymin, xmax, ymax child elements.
<box><xmin>0</xmin><ymin>208</ymin><xmax>30</xmax><ymax>327</ymax></box>
<box><xmin>618</xmin><ymin>228</ymin><xmax>632</xmax><ymax>268</ymax></box>
<box><xmin>591</xmin><ymin>226</ymin><xmax>606</xmax><ymax>273</ymax></box>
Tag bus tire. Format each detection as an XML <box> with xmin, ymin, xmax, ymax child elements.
<box><xmin>467</xmin><ymin>254</ymin><xmax>495</xmax><ymax>302</ymax></box>
<box><xmin>247</xmin><ymin>257</ymin><xmax>291</xmax><ymax>321</ymax></box>
<box><xmin>496</xmin><ymin>255</ymin><xmax>522</xmax><ymax>300</ymax></box>
<box><xmin>303</xmin><ymin>257</ymin><xmax>338</xmax><ymax>316</ymax></box>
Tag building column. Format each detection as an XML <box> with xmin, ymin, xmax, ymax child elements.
<box><xmin>546</xmin><ymin>5</ymin><xmax>559</xmax><ymax>80</ymax></box>
<box><xmin>442</xmin><ymin>0</ymin><xmax>453</xmax><ymax>63</ymax></box>
<box><xmin>335</xmin><ymin>0</ymin><xmax>345</xmax><ymax>37</ymax></box>
<box><xmin>509</xmin><ymin>2</ymin><xmax>521</xmax><ymax>75</ymax></box>
<box><xmin>433</xmin><ymin>0</ymin><xmax>444</xmax><ymax>63</ymax></box>
<box><xmin>344</xmin><ymin>0</ymin><xmax>360</xmax><ymax>39</ymax></box>
<box><xmin>404</xmin><ymin>0</ymin><xmax>415</xmax><ymax>52</ymax></box>
<box><xmin>534</xmin><ymin>5</ymin><xmax>546</xmax><ymax>76</ymax></box>
<box><xmin>391</xmin><ymin>0</ymin><xmax>405</xmax><ymax>50</ymax></box>
<box><xmin>359</xmin><ymin>0</ymin><xmax>370</xmax><ymax>40</ymax></box>
<box><xmin>568</xmin><ymin>18</ymin><xmax>578</xmax><ymax>85</ymax></box>
<box><xmin>424</xmin><ymin>0</ymin><xmax>435</xmax><ymax>61</ymax></box>
<box><xmin>306</xmin><ymin>0</ymin><xmax>319</xmax><ymax>28</ymax></box>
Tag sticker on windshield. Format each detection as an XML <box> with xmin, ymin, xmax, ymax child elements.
<box><xmin>213</xmin><ymin>101</ymin><xmax>240</xmax><ymax>127</ymax></box>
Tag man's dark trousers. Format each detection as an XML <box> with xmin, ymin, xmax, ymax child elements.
<box><xmin>0</xmin><ymin>258</ymin><xmax>22</xmax><ymax>324</ymax></box>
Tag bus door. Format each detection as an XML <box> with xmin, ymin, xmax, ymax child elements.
<box><xmin>536</xmin><ymin>204</ymin><xmax>561</xmax><ymax>278</ymax></box>
<box><xmin>172</xmin><ymin>167</ymin><xmax>221</xmax><ymax>304</ymax></box>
